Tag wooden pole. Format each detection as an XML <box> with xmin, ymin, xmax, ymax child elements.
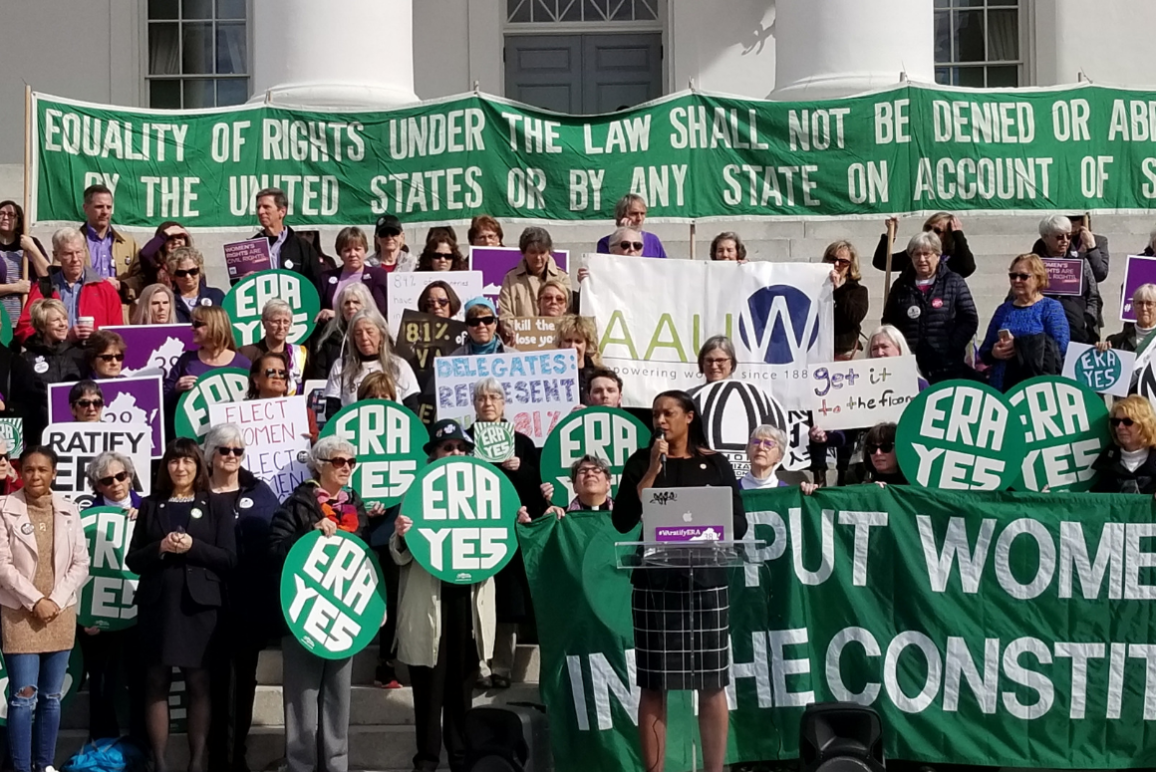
<box><xmin>22</xmin><ymin>84</ymin><xmax>31</xmax><ymax>283</ymax></box>
<box><xmin>689</xmin><ymin>221</ymin><xmax>696</xmax><ymax>260</ymax></box>
<box><xmin>882</xmin><ymin>218</ymin><xmax>897</xmax><ymax>307</ymax></box>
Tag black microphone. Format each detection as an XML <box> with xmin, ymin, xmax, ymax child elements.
<box><xmin>659</xmin><ymin>430</ymin><xmax>667</xmax><ymax>479</ymax></box>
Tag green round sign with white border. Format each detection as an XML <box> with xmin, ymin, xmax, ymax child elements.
<box><xmin>279</xmin><ymin>529</ymin><xmax>387</xmax><ymax>660</ymax></box>
<box><xmin>1006</xmin><ymin>375</ymin><xmax>1110</xmax><ymax>492</ymax></box>
<box><xmin>896</xmin><ymin>379</ymin><xmax>1025</xmax><ymax>490</ymax></box>
<box><xmin>400</xmin><ymin>456</ymin><xmax>521</xmax><ymax>585</ymax></box>
<box><xmin>0</xmin><ymin>644</ymin><xmax>83</xmax><ymax>725</ymax></box>
<box><xmin>79</xmin><ymin>506</ymin><xmax>140</xmax><ymax>631</ymax></box>
<box><xmin>222</xmin><ymin>269</ymin><xmax>321</xmax><ymax>348</ymax></box>
<box><xmin>319</xmin><ymin>400</ymin><xmax>429</xmax><ymax>507</ymax></box>
<box><xmin>174</xmin><ymin>367</ymin><xmax>249</xmax><ymax>440</ymax></box>
<box><xmin>540</xmin><ymin>407</ymin><xmax>651</xmax><ymax>507</ymax></box>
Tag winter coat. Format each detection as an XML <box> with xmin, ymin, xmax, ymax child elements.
<box><xmin>1092</xmin><ymin>445</ymin><xmax>1156</xmax><ymax>494</ymax></box>
<box><xmin>248</xmin><ymin>226</ymin><xmax>326</xmax><ymax>293</ymax></box>
<box><xmin>15</xmin><ymin>269</ymin><xmax>125</xmax><ymax>345</ymax></box>
<box><xmin>172</xmin><ymin>284</ymin><xmax>227</xmax><ymax>324</ymax></box>
<box><xmin>497</xmin><ymin>256</ymin><xmax>571</xmax><ymax>318</ymax></box>
<box><xmin>319</xmin><ymin>265</ymin><xmax>390</xmax><ymax>314</ymax></box>
<box><xmin>880</xmin><ymin>262</ymin><xmax>979</xmax><ymax>383</ymax></box>
<box><xmin>833</xmin><ymin>278</ymin><xmax>870</xmax><ymax>354</ymax></box>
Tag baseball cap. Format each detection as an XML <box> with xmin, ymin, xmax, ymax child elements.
<box><xmin>376</xmin><ymin>214</ymin><xmax>403</xmax><ymax>238</ymax></box>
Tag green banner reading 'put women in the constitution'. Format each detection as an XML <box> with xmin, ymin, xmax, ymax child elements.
<box><xmin>31</xmin><ymin>84</ymin><xmax>1156</xmax><ymax>227</ymax></box>
<box><xmin>521</xmin><ymin>486</ymin><xmax>1156</xmax><ymax>772</ymax></box>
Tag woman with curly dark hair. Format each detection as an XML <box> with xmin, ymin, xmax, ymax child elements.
<box><xmin>417</xmin><ymin>237</ymin><xmax>467</xmax><ymax>272</ymax></box>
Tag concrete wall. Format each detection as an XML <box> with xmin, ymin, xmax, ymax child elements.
<box><xmin>668</xmin><ymin>0</ymin><xmax>776</xmax><ymax>97</ymax></box>
<box><xmin>1033</xmin><ymin>0</ymin><xmax>1156</xmax><ymax>87</ymax></box>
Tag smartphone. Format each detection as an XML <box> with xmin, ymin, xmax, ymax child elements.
<box><xmin>998</xmin><ymin>329</ymin><xmax>1012</xmax><ymax>342</ymax></box>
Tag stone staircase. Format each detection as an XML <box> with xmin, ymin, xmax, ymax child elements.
<box><xmin>55</xmin><ymin>642</ymin><xmax>543</xmax><ymax>772</ymax></box>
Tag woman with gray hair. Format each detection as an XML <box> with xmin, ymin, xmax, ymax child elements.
<box><xmin>268</xmin><ymin>434</ymin><xmax>384</xmax><ymax>772</ymax></box>
<box><xmin>1032</xmin><ymin>213</ymin><xmax>1108</xmax><ymax>281</ymax></box>
<box><xmin>238</xmin><ymin>298</ymin><xmax>308</xmax><ymax>394</ymax></box>
<box><xmin>740</xmin><ymin>425</ymin><xmax>789</xmax><ymax>489</ymax></box>
<box><xmin>323</xmin><ymin>308</ymin><xmax>419</xmax><ymax>413</ymax></box>
<box><xmin>498</xmin><ymin>227</ymin><xmax>571</xmax><ymax>317</ymax></box>
<box><xmin>88</xmin><ymin>451</ymin><xmax>140</xmax><ymax>512</ymax></box>
<box><xmin>1102</xmin><ymin>284</ymin><xmax>1156</xmax><ymax>354</ymax></box>
<box><xmin>167</xmin><ymin>245</ymin><xmax>226</xmax><ymax>324</ymax></box>
<box><xmin>880</xmin><ymin>231</ymin><xmax>979</xmax><ymax>384</ymax></box>
<box><xmin>874</xmin><ymin>212</ymin><xmax>975</xmax><ymax>278</ymax></box>
<box><xmin>1032</xmin><ymin>214</ymin><xmax>1103</xmax><ymax>344</ymax></box>
<box><xmin>595</xmin><ymin>193</ymin><xmax>668</xmax><ymax>258</ymax></box>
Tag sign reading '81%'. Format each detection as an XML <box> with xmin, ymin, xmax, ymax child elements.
<box><xmin>222</xmin><ymin>269</ymin><xmax>321</xmax><ymax>347</ymax></box>
<box><xmin>79</xmin><ymin>507</ymin><xmax>139</xmax><ymax>630</ymax></box>
<box><xmin>896</xmin><ymin>380</ymin><xmax>1025</xmax><ymax>490</ymax></box>
<box><xmin>540</xmin><ymin>407</ymin><xmax>651</xmax><ymax>507</ymax></box>
<box><xmin>279</xmin><ymin>530</ymin><xmax>387</xmax><ymax>659</ymax></box>
<box><xmin>175</xmin><ymin>368</ymin><xmax>249</xmax><ymax>440</ymax></box>
<box><xmin>1007</xmin><ymin>376</ymin><xmax>1110</xmax><ymax>492</ymax></box>
<box><xmin>400</xmin><ymin>456</ymin><xmax>520</xmax><ymax>584</ymax></box>
<box><xmin>319</xmin><ymin>400</ymin><xmax>428</xmax><ymax>507</ymax></box>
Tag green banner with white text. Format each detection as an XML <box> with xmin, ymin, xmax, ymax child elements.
<box><xmin>31</xmin><ymin>84</ymin><xmax>1156</xmax><ymax>227</ymax></box>
<box><xmin>520</xmin><ymin>486</ymin><xmax>1156</xmax><ymax>772</ymax></box>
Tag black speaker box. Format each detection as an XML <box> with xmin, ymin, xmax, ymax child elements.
<box><xmin>799</xmin><ymin>701</ymin><xmax>885</xmax><ymax>772</ymax></box>
<box><xmin>464</xmin><ymin>702</ymin><xmax>552</xmax><ymax>772</ymax></box>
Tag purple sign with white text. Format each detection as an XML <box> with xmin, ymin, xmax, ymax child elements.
<box><xmin>655</xmin><ymin>525</ymin><xmax>727</xmax><ymax>542</ymax></box>
<box><xmin>48</xmin><ymin>375</ymin><xmax>165</xmax><ymax>458</ymax></box>
<box><xmin>468</xmin><ymin>246</ymin><xmax>569</xmax><ymax>304</ymax></box>
<box><xmin>1042</xmin><ymin>258</ymin><xmax>1084</xmax><ymax>297</ymax></box>
<box><xmin>104</xmin><ymin>325</ymin><xmax>196</xmax><ymax>381</ymax></box>
<box><xmin>224</xmin><ymin>239</ymin><xmax>273</xmax><ymax>280</ymax></box>
<box><xmin>1121</xmin><ymin>255</ymin><xmax>1156</xmax><ymax>322</ymax></box>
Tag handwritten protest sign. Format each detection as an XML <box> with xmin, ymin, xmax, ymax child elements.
<box><xmin>44</xmin><ymin>423</ymin><xmax>151</xmax><ymax>507</ymax></box>
<box><xmin>49</xmin><ymin>376</ymin><xmax>164</xmax><ymax>458</ymax></box>
<box><xmin>393</xmin><ymin>310</ymin><xmax>469</xmax><ymax>387</ymax></box>
<box><xmin>222</xmin><ymin>270</ymin><xmax>321</xmax><ymax>347</ymax></box>
<box><xmin>79</xmin><ymin>507</ymin><xmax>138</xmax><ymax>631</ymax></box>
<box><xmin>507</xmin><ymin>317</ymin><xmax>560</xmax><ymax>351</ymax></box>
<box><xmin>1006</xmin><ymin>376</ymin><xmax>1109</xmax><ymax>492</ymax></box>
<box><xmin>1042</xmin><ymin>258</ymin><xmax>1084</xmax><ymax>296</ymax></box>
<box><xmin>1063</xmin><ymin>342</ymin><xmax>1135</xmax><ymax>397</ymax></box>
<box><xmin>174</xmin><ymin>368</ymin><xmax>249</xmax><ymax>441</ymax></box>
<box><xmin>540</xmin><ymin>407</ymin><xmax>650</xmax><ymax>506</ymax></box>
<box><xmin>386</xmin><ymin>271</ymin><xmax>483</xmax><ymax>333</ymax></box>
<box><xmin>435</xmin><ymin>350</ymin><xmax>580</xmax><ymax>445</ymax></box>
<box><xmin>224</xmin><ymin>239</ymin><xmax>272</xmax><ymax>281</ymax></box>
<box><xmin>801</xmin><ymin>356</ymin><xmax>920</xmax><ymax>431</ymax></box>
<box><xmin>209</xmin><ymin>396</ymin><xmax>311</xmax><ymax>500</ymax></box>
<box><xmin>318</xmin><ymin>400</ymin><xmax>428</xmax><ymax>507</ymax></box>
<box><xmin>105</xmin><ymin>325</ymin><xmax>196</xmax><ymax>380</ymax></box>
<box><xmin>469</xmin><ymin>246</ymin><xmax>569</xmax><ymax>303</ymax></box>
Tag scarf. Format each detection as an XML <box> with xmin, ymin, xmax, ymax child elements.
<box><xmin>315</xmin><ymin>486</ymin><xmax>359</xmax><ymax>532</ymax></box>
<box><xmin>741</xmin><ymin>468</ymin><xmax>780</xmax><ymax>489</ymax></box>
<box><xmin>468</xmin><ymin>337</ymin><xmax>501</xmax><ymax>355</ymax></box>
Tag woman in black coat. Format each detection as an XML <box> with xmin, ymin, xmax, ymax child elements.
<box><xmin>880</xmin><ymin>232</ymin><xmax>979</xmax><ymax>384</ymax></box>
<box><xmin>824</xmin><ymin>240</ymin><xmax>870</xmax><ymax>358</ymax></box>
<box><xmin>126</xmin><ymin>438</ymin><xmax>237</xmax><ymax>772</ymax></box>
<box><xmin>1092</xmin><ymin>395</ymin><xmax>1156</xmax><ymax>494</ymax></box>
<box><xmin>20</xmin><ymin>297</ymin><xmax>86</xmax><ymax>387</ymax></box>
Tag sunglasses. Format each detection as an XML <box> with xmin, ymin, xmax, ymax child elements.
<box><xmin>98</xmin><ymin>471</ymin><xmax>129</xmax><ymax>486</ymax></box>
<box><xmin>191</xmin><ymin>320</ymin><xmax>207</xmax><ymax>329</ymax></box>
<box><xmin>425</xmin><ymin>298</ymin><xmax>450</xmax><ymax>308</ymax></box>
<box><xmin>0</xmin><ymin>453</ymin><xmax>10</xmax><ymax>462</ymax></box>
<box><xmin>825</xmin><ymin>258</ymin><xmax>852</xmax><ymax>267</ymax></box>
<box><xmin>173</xmin><ymin>267</ymin><xmax>200</xmax><ymax>279</ymax></box>
<box><xmin>867</xmin><ymin>443</ymin><xmax>895</xmax><ymax>454</ymax></box>
<box><xmin>617</xmin><ymin>241</ymin><xmax>644</xmax><ymax>251</ymax></box>
<box><xmin>323</xmin><ymin>456</ymin><xmax>358</xmax><ymax>469</ymax></box>
<box><xmin>466</xmin><ymin>315</ymin><xmax>496</xmax><ymax>327</ymax></box>
<box><xmin>264</xmin><ymin>368</ymin><xmax>288</xmax><ymax>378</ymax></box>
<box><xmin>97</xmin><ymin>352</ymin><xmax>125</xmax><ymax>362</ymax></box>
<box><xmin>217</xmin><ymin>447</ymin><xmax>245</xmax><ymax>457</ymax></box>
<box><xmin>1055</xmin><ymin>233</ymin><xmax>1073</xmax><ymax>240</ymax></box>
<box><xmin>75</xmin><ymin>399</ymin><xmax>103</xmax><ymax>409</ymax></box>
<box><xmin>1112</xmin><ymin>417</ymin><xmax>1135</xmax><ymax>427</ymax></box>
<box><xmin>431</xmin><ymin>253</ymin><xmax>454</xmax><ymax>260</ymax></box>
<box><xmin>1008</xmin><ymin>272</ymin><xmax>1032</xmax><ymax>281</ymax></box>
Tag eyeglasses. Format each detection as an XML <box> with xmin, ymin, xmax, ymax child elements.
<box><xmin>1112</xmin><ymin>417</ymin><xmax>1135</xmax><ymax>427</ymax></box>
<box><xmin>750</xmin><ymin>439</ymin><xmax>778</xmax><ymax>450</ymax></box>
<box><xmin>425</xmin><ymin>298</ymin><xmax>451</xmax><ymax>308</ymax></box>
<box><xmin>867</xmin><ymin>443</ymin><xmax>895</xmax><ymax>454</ymax></box>
<box><xmin>323</xmin><ymin>456</ymin><xmax>358</xmax><ymax>469</ymax></box>
<box><xmin>75</xmin><ymin>399</ymin><xmax>103</xmax><ymax>409</ymax></box>
<box><xmin>575</xmin><ymin>465</ymin><xmax>607</xmax><ymax>477</ymax></box>
<box><xmin>466</xmin><ymin>315</ymin><xmax>496</xmax><ymax>327</ymax></box>
<box><xmin>217</xmin><ymin>447</ymin><xmax>245</xmax><ymax>457</ymax></box>
<box><xmin>617</xmin><ymin>241</ymin><xmax>644</xmax><ymax>251</ymax></box>
<box><xmin>173</xmin><ymin>267</ymin><xmax>200</xmax><ymax>279</ymax></box>
<box><xmin>98</xmin><ymin>471</ymin><xmax>129</xmax><ymax>486</ymax></box>
<box><xmin>1054</xmin><ymin>233</ymin><xmax>1073</xmax><ymax>241</ymax></box>
<box><xmin>440</xmin><ymin>442</ymin><xmax>472</xmax><ymax>453</ymax></box>
<box><xmin>191</xmin><ymin>320</ymin><xmax>207</xmax><ymax>329</ymax></box>
<box><xmin>704</xmin><ymin>357</ymin><xmax>732</xmax><ymax>367</ymax></box>
<box><xmin>825</xmin><ymin>258</ymin><xmax>852</xmax><ymax>267</ymax></box>
<box><xmin>0</xmin><ymin>210</ymin><xmax>17</xmax><ymax>219</ymax></box>
<box><xmin>264</xmin><ymin>368</ymin><xmax>288</xmax><ymax>378</ymax></box>
<box><xmin>1137</xmin><ymin>301</ymin><xmax>1156</xmax><ymax>308</ymax></box>
<box><xmin>97</xmin><ymin>353</ymin><xmax>125</xmax><ymax>362</ymax></box>
<box><xmin>1008</xmin><ymin>272</ymin><xmax>1032</xmax><ymax>281</ymax></box>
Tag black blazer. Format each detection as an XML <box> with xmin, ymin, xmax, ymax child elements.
<box><xmin>126</xmin><ymin>491</ymin><xmax>237</xmax><ymax>609</ymax></box>
<box><xmin>172</xmin><ymin>284</ymin><xmax>227</xmax><ymax>324</ymax></box>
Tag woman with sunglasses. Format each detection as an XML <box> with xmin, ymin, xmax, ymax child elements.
<box><xmin>202</xmin><ymin>423</ymin><xmax>280</xmax><ymax>772</ymax></box>
<box><xmin>536</xmin><ymin>280</ymin><xmax>571</xmax><ymax>318</ymax></box>
<box><xmin>317</xmin><ymin>226</ymin><xmax>389</xmax><ymax>321</ymax></box>
<box><xmin>1091</xmin><ymin>396</ymin><xmax>1156</xmax><ymax>494</ymax></box>
<box><xmin>416</xmin><ymin>280</ymin><xmax>461</xmax><ymax>319</ymax></box>
<box><xmin>269</xmin><ymin>435</ymin><xmax>383</xmax><ymax>772</ymax></box>
<box><xmin>167</xmin><ymin>246</ymin><xmax>226</xmax><ymax>324</ymax></box>
<box><xmin>450</xmin><ymin>298</ymin><xmax>516</xmax><ymax>357</ymax></box>
<box><xmin>86</xmin><ymin>329</ymin><xmax>127</xmax><ymax>380</ymax></box>
<box><xmin>1031</xmin><ymin>215</ymin><xmax>1102</xmax><ymax>344</ymax></box>
<box><xmin>0</xmin><ymin>200</ymin><xmax>48</xmax><ymax>330</ymax></box>
<box><xmin>131</xmin><ymin>283</ymin><xmax>177</xmax><ymax>325</ymax></box>
<box><xmin>247</xmin><ymin>352</ymin><xmax>321</xmax><ymax>443</ymax></box>
<box><xmin>873</xmin><ymin>212</ymin><xmax>976</xmax><ymax>278</ymax></box>
<box><xmin>860</xmin><ymin>423</ymin><xmax>906</xmax><ymax>485</ymax></box>
<box><xmin>68</xmin><ymin>380</ymin><xmax>105</xmax><ymax>423</ymax></box>
<box><xmin>0</xmin><ymin>440</ymin><xmax>21</xmax><ymax>496</ymax></box>
<box><xmin>595</xmin><ymin>193</ymin><xmax>668</xmax><ymax>258</ymax></box>
<box><xmin>166</xmin><ymin>306</ymin><xmax>251</xmax><ymax>397</ymax></box>
<box><xmin>417</xmin><ymin>235</ymin><xmax>468</xmax><ymax>272</ymax></box>
<box><xmin>138</xmin><ymin>221</ymin><xmax>192</xmax><ymax>288</ymax></box>
<box><xmin>978</xmin><ymin>253</ymin><xmax>1070</xmax><ymax>392</ymax></box>
<box><xmin>740</xmin><ymin>424</ymin><xmax>789</xmax><ymax>489</ymax></box>
<box><xmin>238</xmin><ymin>299</ymin><xmax>309</xmax><ymax>395</ymax></box>
<box><xmin>822</xmin><ymin>240</ymin><xmax>869</xmax><ymax>360</ymax></box>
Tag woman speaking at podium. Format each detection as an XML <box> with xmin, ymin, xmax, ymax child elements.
<box><xmin>613</xmin><ymin>390</ymin><xmax>747</xmax><ymax>772</ymax></box>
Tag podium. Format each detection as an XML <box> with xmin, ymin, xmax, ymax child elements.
<box><xmin>614</xmin><ymin>539</ymin><xmax>765</xmax><ymax>772</ymax></box>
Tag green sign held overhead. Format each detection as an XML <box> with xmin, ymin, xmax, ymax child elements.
<box><xmin>174</xmin><ymin>367</ymin><xmax>249</xmax><ymax>440</ymax></box>
<box><xmin>319</xmin><ymin>400</ymin><xmax>428</xmax><ymax>507</ymax></box>
<box><xmin>540</xmin><ymin>407</ymin><xmax>651</xmax><ymax>507</ymax></box>
<box><xmin>222</xmin><ymin>270</ymin><xmax>321</xmax><ymax>348</ymax></box>
<box><xmin>279</xmin><ymin>530</ymin><xmax>387</xmax><ymax>660</ymax></box>
<box><xmin>399</xmin><ymin>456</ymin><xmax>520</xmax><ymax>584</ymax></box>
<box><xmin>1006</xmin><ymin>376</ymin><xmax>1110</xmax><ymax>492</ymax></box>
<box><xmin>79</xmin><ymin>507</ymin><xmax>139</xmax><ymax>631</ymax></box>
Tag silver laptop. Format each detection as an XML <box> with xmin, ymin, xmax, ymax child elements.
<box><xmin>642</xmin><ymin>487</ymin><xmax>734</xmax><ymax>544</ymax></box>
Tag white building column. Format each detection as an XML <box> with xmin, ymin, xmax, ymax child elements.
<box><xmin>250</xmin><ymin>0</ymin><xmax>417</xmax><ymax>107</ymax></box>
<box><xmin>772</xmin><ymin>0</ymin><xmax>933</xmax><ymax>100</ymax></box>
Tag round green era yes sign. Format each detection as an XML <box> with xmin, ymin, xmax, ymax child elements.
<box><xmin>280</xmin><ymin>530</ymin><xmax>387</xmax><ymax>660</ymax></box>
<box><xmin>400</xmin><ymin>456</ymin><xmax>521</xmax><ymax>584</ymax></box>
<box><xmin>319</xmin><ymin>400</ymin><xmax>428</xmax><ymax>507</ymax></box>
<box><xmin>174</xmin><ymin>367</ymin><xmax>249</xmax><ymax>440</ymax></box>
<box><xmin>897</xmin><ymin>380</ymin><xmax>1025</xmax><ymax>490</ymax></box>
<box><xmin>541</xmin><ymin>407</ymin><xmax>651</xmax><ymax>507</ymax></box>
<box><xmin>223</xmin><ymin>269</ymin><xmax>321</xmax><ymax>347</ymax></box>
<box><xmin>1007</xmin><ymin>376</ymin><xmax>1110</xmax><ymax>492</ymax></box>
<box><xmin>79</xmin><ymin>507</ymin><xmax>139</xmax><ymax>631</ymax></box>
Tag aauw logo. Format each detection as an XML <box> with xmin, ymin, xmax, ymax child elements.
<box><xmin>738</xmin><ymin>285</ymin><xmax>820</xmax><ymax>364</ymax></box>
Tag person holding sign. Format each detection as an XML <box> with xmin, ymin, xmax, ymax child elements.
<box><xmin>979</xmin><ymin>254</ymin><xmax>1071</xmax><ymax>392</ymax></box>
<box><xmin>739</xmin><ymin>425</ymin><xmax>789</xmax><ymax>490</ymax></box>
<box><xmin>824</xmin><ymin>240</ymin><xmax>870</xmax><ymax>360</ymax></box>
<box><xmin>1034</xmin><ymin>215</ymin><xmax>1102</xmax><ymax>344</ymax></box>
<box><xmin>165</xmin><ymin>306</ymin><xmax>251</xmax><ymax>397</ymax></box>
<box><xmin>252</xmin><ymin>188</ymin><xmax>325</xmax><ymax>293</ymax></box>
<box><xmin>238</xmin><ymin>299</ymin><xmax>309</xmax><ymax>395</ymax></box>
<box><xmin>391</xmin><ymin>421</ymin><xmax>495</xmax><ymax>772</ymax></box>
<box><xmin>131</xmin><ymin>283</ymin><xmax>177</xmax><ymax>325</ymax></box>
<box><xmin>698</xmin><ymin>336</ymin><xmax>736</xmax><ymax>383</ymax></box>
<box><xmin>536</xmin><ymin>280</ymin><xmax>571</xmax><ymax>318</ymax></box>
<box><xmin>0</xmin><ymin>446</ymin><xmax>90</xmax><ymax>772</ymax></box>
<box><xmin>69</xmin><ymin>381</ymin><xmax>105</xmax><ymax>423</ymax></box>
<box><xmin>309</xmin><ymin>282</ymin><xmax>375</xmax><ymax>382</ymax></box>
<box><xmin>1032</xmin><ymin>213</ymin><xmax>1108</xmax><ymax>283</ymax></box>
<box><xmin>594</xmin><ymin>194</ymin><xmax>668</xmax><ymax>258</ymax></box>
<box><xmin>127</xmin><ymin>438</ymin><xmax>237</xmax><ymax>772</ymax></box>
<box><xmin>554</xmin><ymin>315</ymin><xmax>602</xmax><ymax>405</ymax></box>
<box><xmin>450</xmin><ymin>298</ymin><xmax>516</xmax><ymax>357</ymax></box>
<box><xmin>268</xmin><ymin>436</ymin><xmax>382</xmax><ymax>772</ymax></box>
<box><xmin>166</xmin><ymin>247</ymin><xmax>226</xmax><ymax>324</ymax></box>
<box><xmin>873</xmin><ymin>213</ymin><xmax>975</xmax><ymax>278</ymax></box>
<box><xmin>498</xmin><ymin>227</ymin><xmax>571</xmax><ymax>318</ymax></box>
<box><xmin>529</xmin><ymin>454</ymin><xmax>614</xmax><ymax>517</ymax></box>
<box><xmin>417</xmin><ymin>280</ymin><xmax>462</xmax><ymax>319</ymax></box>
<box><xmin>318</xmin><ymin>227</ymin><xmax>390</xmax><ymax>318</ymax></box>
<box><xmin>1103</xmin><ymin>284</ymin><xmax>1156</xmax><ymax>353</ymax></box>
<box><xmin>1092</xmin><ymin>396</ymin><xmax>1156</xmax><ymax>494</ymax></box>
<box><xmin>0</xmin><ymin>200</ymin><xmax>48</xmax><ymax>328</ymax></box>
<box><xmin>86</xmin><ymin>329</ymin><xmax>127</xmax><ymax>380</ymax></box>
<box><xmin>613</xmin><ymin>391</ymin><xmax>746</xmax><ymax>772</ymax></box>
<box><xmin>323</xmin><ymin>309</ymin><xmax>419</xmax><ymax>413</ymax></box>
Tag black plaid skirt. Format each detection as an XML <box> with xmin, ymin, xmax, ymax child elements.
<box><xmin>632</xmin><ymin>584</ymin><xmax>730</xmax><ymax>691</ymax></box>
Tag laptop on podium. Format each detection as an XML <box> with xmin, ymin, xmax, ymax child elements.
<box><xmin>641</xmin><ymin>487</ymin><xmax>734</xmax><ymax>544</ymax></box>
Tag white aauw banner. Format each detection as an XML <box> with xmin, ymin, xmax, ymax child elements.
<box><xmin>581</xmin><ymin>256</ymin><xmax>834</xmax><ymax>410</ymax></box>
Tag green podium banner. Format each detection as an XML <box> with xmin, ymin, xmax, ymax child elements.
<box><xmin>31</xmin><ymin>84</ymin><xmax>1156</xmax><ymax>227</ymax></box>
<box><xmin>521</xmin><ymin>486</ymin><xmax>1156</xmax><ymax>772</ymax></box>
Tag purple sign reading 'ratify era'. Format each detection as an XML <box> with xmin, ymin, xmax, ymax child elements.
<box><xmin>469</xmin><ymin>246</ymin><xmax>569</xmax><ymax>303</ymax></box>
<box><xmin>104</xmin><ymin>325</ymin><xmax>195</xmax><ymax>380</ymax></box>
<box><xmin>224</xmin><ymin>239</ymin><xmax>273</xmax><ymax>280</ymax></box>
<box><xmin>1042</xmin><ymin>258</ymin><xmax>1084</xmax><ymax>297</ymax></box>
<box><xmin>1121</xmin><ymin>254</ymin><xmax>1156</xmax><ymax>322</ymax></box>
<box><xmin>48</xmin><ymin>375</ymin><xmax>165</xmax><ymax>458</ymax></box>
<box><xmin>655</xmin><ymin>525</ymin><xmax>727</xmax><ymax>542</ymax></box>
